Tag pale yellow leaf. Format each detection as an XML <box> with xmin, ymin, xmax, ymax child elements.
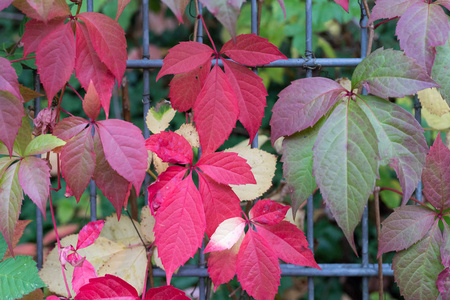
<box><xmin>205</xmin><ymin>217</ymin><xmax>246</xmax><ymax>252</ymax></box>
<box><xmin>445</xmin><ymin>132</ymin><xmax>450</xmax><ymax>149</ymax></box>
<box><xmin>175</xmin><ymin>123</ymin><xmax>199</xmax><ymax>148</ymax></box>
<box><xmin>422</xmin><ymin>105</ymin><xmax>450</xmax><ymax>130</ymax></box>
<box><xmin>100</xmin><ymin>213</ymin><xmax>143</xmax><ymax>246</ymax></box>
<box><xmin>153</xmin><ymin>152</ymin><xmax>169</xmax><ymax>174</ymax></box>
<box><xmin>284</xmin><ymin>208</ymin><xmax>305</xmax><ymax>231</ymax></box>
<box><xmin>224</xmin><ymin>147</ymin><xmax>277</xmax><ymax>201</ymax></box>
<box><xmin>418</xmin><ymin>88</ymin><xmax>450</xmax><ymax>117</ymax></box>
<box><xmin>145</xmin><ymin>104</ymin><xmax>176</xmax><ymax>134</ymax></box>
<box><xmin>140</xmin><ymin>205</ymin><xmax>155</xmax><ymax>243</ymax></box>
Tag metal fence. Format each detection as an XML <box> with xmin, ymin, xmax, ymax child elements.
<box><xmin>29</xmin><ymin>0</ymin><xmax>418</xmax><ymax>299</ymax></box>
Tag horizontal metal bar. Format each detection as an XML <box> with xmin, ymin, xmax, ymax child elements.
<box><xmin>126</xmin><ymin>57</ymin><xmax>362</xmax><ymax>69</ymax></box>
<box><xmin>152</xmin><ymin>263</ymin><xmax>393</xmax><ymax>278</ymax></box>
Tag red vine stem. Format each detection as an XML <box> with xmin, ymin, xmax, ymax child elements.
<box><xmin>67</xmin><ymin>83</ymin><xmax>84</xmax><ymax>102</ymax></box>
<box><xmin>197</xmin><ymin>14</ymin><xmax>218</xmax><ymax>55</ymax></box>
<box><xmin>9</xmin><ymin>56</ymin><xmax>36</xmax><ymax>64</ymax></box>
<box><xmin>374</xmin><ymin>17</ymin><xmax>399</xmax><ymax>30</ymax></box>
<box><xmin>379</xmin><ymin>187</ymin><xmax>425</xmax><ymax>206</ymax></box>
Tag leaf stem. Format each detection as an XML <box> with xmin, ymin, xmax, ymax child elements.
<box><xmin>67</xmin><ymin>83</ymin><xmax>84</xmax><ymax>102</ymax></box>
<box><xmin>76</xmin><ymin>0</ymin><xmax>82</xmax><ymax>15</ymax></box>
<box><xmin>197</xmin><ymin>14</ymin><xmax>218</xmax><ymax>55</ymax></box>
<box><xmin>147</xmin><ymin>169</ymin><xmax>158</xmax><ymax>180</ymax></box>
<box><xmin>142</xmin><ymin>249</ymin><xmax>153</xmax><ymax>299</ymax></box>
<box><xmin>9</xmin><ymin>56</ymin><xmax>36</xmax><ymax>64</ymax></box>
<box><xmin>374</xmin><ymin>17</ymin><xmax>399</xmax><ymax>30</ymax></box>
<box><xmin>379</xmin><ymin>187</ymin><xmax>425</xmax><ymax>206</ymax></box>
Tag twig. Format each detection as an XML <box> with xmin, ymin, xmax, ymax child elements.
<box><xmin>193</xmin><ymin>0</ymin><xmax>199</xmax><ymax>41</ymax></box>
<box><xmin>67</xmin><ymin>83</ymin><xmax>84</xmax><ymax>102</ymax></box>
<box><xmin>379</xmin><ymin>187</ymin><xmax>425</xmax><ymax>206</ymax></box>
<box><xmin>361</xmin><ymin>0</ymin><xmax>374</xmax><ymax>57</ymax></box>
<box><xmin>374</xmin><ymin>186</ymin><xmax>383</xmax><ymax>300</ymax></box>
<box><xmin>142</xmin><ymin>248</ymin><xmax>153</xmax><ymax>299</ymax></box>
<box><xmin>9</xmin><ymin>56</ymin><xmax>36</xmax><ymax>64</ymax></box>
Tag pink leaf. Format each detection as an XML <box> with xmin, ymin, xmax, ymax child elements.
<box><xmin>116</xmin><ymin>0</ymin><xmax>131</xmax><ymax>21</ymax></box>
<box><xmin>74</xmin><ymin>274</ymin><xmax>139</xmax><ymax>300</ymax></box>
<box><xmin>369</xmin><ymin>0</ymin><xmax>422</xmax><ymax>24</ymax></box>
<box><xmin>93</xmin><ymin>131</ymin><xmax>131</xmax><ymax>219</ymax></box>
<box><xmin>220</xmin><ymin>34</ymin><xmax>287</xmax><ymax>67</ymax></box>
<box><xmin>0</xmin><ymin>0</ymin><xmax>14</xmax><ymax>11</ymax></box>
<box><xmin>83</xmin><ymin>81</ymin><xmax>102</xmax><ymax>121</ymax></box>
<box><xmin>12</xmin><ymin>0</ymin><xmax>70</xmax><ymax>23</ymax></box>
<box><xmin>36</xmin><ymin>21</ymin><xmax>75</xmax><ymax>105</ymax></box>
<box><xmin>396</xmin><ymin>2</ymin><xmax>449</xmax><ymax>74</ymax></box>
<box><xmin>0</xmin><ymin>91</ymin><xmax>25</xmax><ymax>156</ymax></box>
<box><xmin>67</xmin><ymin>251</ymin><xmax>86</xmax><ymax>267</ymax></box>
<box><xmin>145</xmin><ymin>131</ymin><xmax>193</xmax><ymax>165</ymax></box>
<box><xmin>169</xmin><ymin>60</ymin><xmax>211</xmax><ymax>112</ymax></box>
<box><xmin>160</xmin><ymin>0</ymin><xmax>190</xmax><ymax>23</ymax></box>
<box><xmin>97</xmin><ymin>119</ymin><xmax>147</xmax><ymax>195</ymax></box>
<box><xmin>255</xmin><ymin>221</ymin><xmax>320</xmax><ymax>269</ymax></box>
<box><xmin>72</xmin><ymin>260</ymin><xmax>98</xmax><ymax>294</ymax></box>
<box><xmin>377</xmin><ymin>205</ymin><xmax>436</xmax><ymax>257</ymax></box>
<box><xmin>196</xmin><ymin>151</ymin><xmax>256</xmax><ymax>185</ymax></box>
<box><xmin>75</xmin><ymin>22</ymin><xmax>115</xmax><ymax>118</ymax></box>
<box><xmin>333</xmin><ymin>0</ymin><xmax>348</xmax><ymax>12</ymax></box>
<box><xmin>270</xmin><ymin>77</ymin><xmax>345</xmax><ymax>144</ymax></box>
<box><xmin>18</xmin><ymin>156</ymin><xmax>50</xmax><ymax>218</ymax></box>
<box><xmin>144</xmin><ymin>285</ymin><xmax>190</xmax><ymax>300</ymax></box>
<box><xmin>198</xmin><ymin>172</ymin><xmax>241</xmax><ymax>237</ymax></box>
<box><xmin>0</xmin><ymin>57</ymin><xmax>21</xmax><ymax>99</ymax></box>
<box><xmin>442</xmin><ymin>222</ymin><xmax>450</xmax><ymax>268</ymax></box>
<box><xmin>199</xmin><ymin>0</ymin><xmax>244</xmax><ymax>41</ymax></box>
<box><xmin>25</xmin><ymin>0</ymin><xmax>56</xmax><ymax>23</ymax></box>
<box><xmin>77</xmin><ymin>12</ymin><xmax>127</xmax><ymax>83</ymax></box>
<box><xmin>204</xmin><ymin>217</ymin><xmax>245</xmax><ymax>253</ymax></box>
<box><xmin>223</xmin><ymin>60</ymin><xmax>267</xmax><ymax>144</ymax></box>
<box><xmin>60</xmin><ymin>128</ymin><xmax>95</xmax><ymax>202</ymax></box>
<box><xmin>22</xmin><ymin>17</ymin><xmax>65</xmax><ymax>57</ymax></box>
<box><xmin>53</xmin><ymin>116</ymin><xmax>89</xmax><ymax>141</ymax></box>
<box><xmin>276</xmin><ymin>0</ymin><xmax>286</xmax><ymax>17</ymax></box>
<box><xmin>249</xmin><ymin>199</ymin><xmax>289</xmax><ymax>226</ymax></box>
<box><xmin>193</xmin><ymin>65</ymin><xmax>239</xmax><ymax>154</ymax></box>
<box><xmin>157</xmin><ymin>42</ymin><xmax>214</xmax><ymax>81</ymax></box>
<box><xmin>154</xmin><ymin>174</ymin><xmax>206</xmax><ymax>284</ymax></box>
<box><xmin>437</xmin><ymin>268</ymin><xmax>450</xmax><ymax>298</ymax></box>
<box><xmin>236</xmin><ymin>230</ymin><xmax>281</xmax><ymax>300</ymax></box>
<box><xmin>77</xmin><ymin>220</ymin><xmax>105</xmax><ymax>250</ymax></box>
<box><xmin>422</xmin><ymin>133</ymin><xmax>450</xmax><ymax>210</ymax></box>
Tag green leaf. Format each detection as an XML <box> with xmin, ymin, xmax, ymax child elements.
<box><xmin>0</xmin><ymin>157</ymin><xmax>15</xmax><ymax>178</ymax></box>
<box><xmin>282</xmin><ymin>118</ymin><xmax>324</xmax><ymax>215</ymax></box>
<box><xmin>432</xmin><ymin>36</ymin><xmax>450</xmax><ymax>105</ymax></box>
<box><xmin>313</xmin><ymin>99</ymin><xmax>379</xmax><ymax>253</ymax></box>
<box><xmin>0</xmin><ymin>231</ymin><xmax>7</xmax><ymax>261</ymax></box>
<box><xmin>23</xmin><ymin>134</ymin><xmax>66</xmax><ymax>157</ymax></box>
<box><xmin>357</xmin><ymin>95</ymin><xmax>428</xmax><ymax>205</ymax></box>
<box><xmin>13</xmin><ymin>117</ymin><xmax>32</xmax><ymax>157</ymax></box>
<box><xmin>393</xmin><ymin>222</ymin><xmax>443</xmax><ymax>300</ymax></box>
<box><xmin>0</xmin><ymin>255</ymin><xmax>45</xmax><ymax>300</ymax></box>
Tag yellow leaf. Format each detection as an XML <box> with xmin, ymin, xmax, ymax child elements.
<box><xmin>422</xmin><ymin>105</ymin><xmax>450</xmax><ymax>130</ymax></box>
<box><xmin>418</xmin><ymin>88</ymin><xmax>450</xmax><ymax>117</ymax></box>
<box><xmin>145</xmin><ymin>103</ymin><xmax>176</xmax><ymax>134</ymax></box>
<box><xmin>140</xmin><ymin>205</ymin><xmax>155</xmax><ymax>243</ymax></box>
<box><xmin>152</xmin><ymin>152</ymin><xmax>169</xmax><ymax>174</ymax></box>
<box><xmin>175</xmin><ymin>123</ymin><xmax>199</xmax><ymax>148</ymax></box>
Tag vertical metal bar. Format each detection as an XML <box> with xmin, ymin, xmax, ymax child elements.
<box><xmin>414</xmin><ymin>94</ymin><xmax>423</xmax><ymax>203</ymax></box>
<box><xmin>34</xmin><ymin>73</ymin><xmax>43</xmax><ymax>270</ymax></box>
<box><xmin>250</xmin><ymin>0</ymin><xmax>259</xmax><ymax>150</ymax></box>
<box><xmin>142</xmin><ymin>0</ymin><xmax>151</xmax><ymax>205</ymax></box>
<box><xmin>87</xmin><ymin>0</ymin><xmax>93</xmax><ymax>12</ymax></box>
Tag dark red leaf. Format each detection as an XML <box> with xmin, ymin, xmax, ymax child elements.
<box><xmin>145</xmin><ymin>131</ymin><xmax>193</xmax><ymax>165</ymax></box>
<box><xmin>76</xmin><ymin>220</ymin><xmax>105</xmax><ymax>250</ymax></box>
<box><xmin>144</xmin><ymin>285</ymin><xmax>189</xmax><ymax>300</ymax></box>
<box><xmin>249</xmin><ymin>199</ymin><xmax>289</xmax><ymax>226</ymax></box>
<box><xmin>74</xmin><ymin>274</ymin><xmax>139</xmax><ymax>300</ymax></box>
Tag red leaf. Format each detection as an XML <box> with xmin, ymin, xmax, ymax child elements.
<box><xmin>93</xmin><ymin>131</ymin><xmax>131</xmax><ymax>219</ymax></box>
<box><xmin>0</xmin><ymin>0</ymin><xmax>14</xmax><ymax>11</ymax></box>
<box><xmin>75</xmin><ymin>22</ymin><xmax>115</xmax><ymax>118</ymax></box>
<box><xmin>204</xmin><ymin>217</ymin><xmax>245</xmax><ymax>253</ymax></box>
<box><xmin>249</xmin><ymin>199</ymin><xmax>289</xmax><ymax>226</ymax></box>
<box><xmin>369</xmin><ymin>0</ymin><xmax>421</xmax><ymax>24</ymax></box>
<box><xmin>53</xmin><ymin>116</ymin><xmax>89</xmax><ymax>141</ymax></box>
<box><xmin>61</xmin><ymin>128</ymin><xmax>95</xmax><ymax>201</ymax></box>
<box><xmin>36</xmin><ymin>21</ymin><xmax>75</xmax><ymax>105</ymax></box>
<box><xmin>223</xmin><ymin>60</ymin><xmax>267</xmax><ymax>143</ymax></box>
<box><xmin>0</xmin><ymin>91</ymin><xmax>25</xmax><ymax>156</ymax></box>
<box><xmin>196</xmin><ymin>152</ymin><xmax>256</xmax><ymax>185</ymax></box>
<box><xmin>77</xmin><ymin>220</ymin><xmax>105</xmax><ymax>250</ymax></box>
<box><xmin>437</xmin><ymin>267</ymin><xmax>450</xmax><ymax>297</ymax></box>
<box><xmin>334</xmin><ymin>0</ymin><xmax>349</xmax><ymax>12</ymax></box>
<box><xmin>144</xmin><ymin>285</ymin><xmax>189</xmax><ymax>300</ymax></box>
<box><xmin>255</xmin><ymin>221</ymin><xmax>320</xmax><ymax>269</ymax></box>
<box><xmin>83</xmin><ymin>81</ymin><xmax>102</xmax><ymax>121</ymax></box>
<box><xmin>169</xmin><ymin>59</ymin><xmax>211</xmax><ymax>112</ymax></box>
<box><xmin>77</xmin><ymin>12</ymin><xmax>127</xmax><ymax>83</ymax></box>
<box><xmin>145</xmin><ymin>131</ymin><xmax>193</xmax><ymax>165</ymax></box>
<box><xmin>72</xmin><ymin>260</ymin><xmax>98</xmax><ymax>294</ymax></box>
<box><xmin>97</xmin><ymin>119</ymin><xmax>147</xmax><ymax>195</ymax></box>
<box><xmin>116</xmin><ymin>0</ymin><xmax>131</xmax><ymax>21</ymax></box>
<box><xmin>193</xmin><ymin>65</ymin><xmax>239</xmax><ymax>154</ymax></box>
<box><xmin>236</xmin><ymin>229</ymin><xmax>281</xmax><ymax>300</ymax></box>
<box><xmin>156</xmin><ymin>42</ymin><xmax>214</xmax><ymax>81</ymax></box>
<box><xmin>0</xmin><ymin>57</ymin><xmax>21</xmax><ymax>99</ymax></box>
<box><xmin>198</xmin><ymin>173</ymin><xmax>241</xmax><ymax>237</ymax></box>
<box><xmin>442</xmin><ymin>222</ymin><xmax>450</xmax><ymax>267</ymax></box>
<box><xmin>22</xmin><ymin>17</ymin><xmax>65</xmax><ymax>57</ymax></box>
<box><xmin>220</xmin><ymin>34</ymin><xmax>287</xmax><ymax>67</ymax></box>
<box><xmin>74</xmin><ymin>274</ymin><xmax>139</xmax><ymax>300</ymax></box>
<box><xmin>18</xmin><ymin>156</ymin><xmax>50</xmax><ymax>218</ymax></box>
<box><xmin>154</xmin><ymin>174</ymin><xmax>206</xmax><ymax>284</ymax></box>
<box><xmin>160</xmin><ymin>0</ymin><xmax>190</xmax><ymax>23</ymax></box>
<box><xmin>12</xmin><ymin>0</ymin><xmax>70</xmax><ymax>23</ymax></box>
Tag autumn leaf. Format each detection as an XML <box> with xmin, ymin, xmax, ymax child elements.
<box><xmin>0</xmin><ymin>57</ymin><xmax>22</xmax><ymax>99</ymax></box>
<box><xmin>161</xmin><ymin>0</ymin><xmax>190</xmax><ymax>23</ymax></box>
<box><xmin>0</xmin><ymin>91</ymin><xmax>26</xmax><ymax>156</ymax></box>
<box><xmin>145</xmin><ymin>131</ymin><xmax>193</xmax><ymax>165</ymax></box>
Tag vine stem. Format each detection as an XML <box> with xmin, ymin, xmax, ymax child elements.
<box><xmin>197</xmin><ymin>14</ymin><xmax>218</xmax><ymax>54</ymax></box>
<box><xmin>141</xmin><ymin>250</ymin><xmax>152</xmax><ymax>299</ymax></box>
<box><xmin>67</xmin><ymin>83</ymin><xmax>84</xmax><ymax>102</ymax></box>
<box><xmin>48</xmin><ymin>190</ymin><xmax>72</xmax><ymax>298</ymax></box>
<box><xmin>361</xmin><ymin>0</ymin><xmax>374</xmax><ymax>57</ymax></box>
<box><xmin>374</xmin><ymin>17</ymin><xmax>399</xmax><ymax>30</ymax></box>
<box><xmin>379</xmin><ymin>187</ymin><xmax>425</xmax><ymax>206</ymax></box>
<box><xmin>9</xmin><ymin>56</ymin><xmax>36</xmax><ymax>64</ymax></box>
<box><xmin>193</xmin><ymin>0</ymin><xmax>199</xmax><ymax>42</ymax></box>
<box><xmin>374</xmin><ymin>186</ymin><xmax>383</xmax><ymax>300</ymax></box>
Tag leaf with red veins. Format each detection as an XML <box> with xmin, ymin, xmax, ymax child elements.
<box><xmin>147</xmin><ymin>166</ymin><xmax>186</xmax><ymax>215</ymax></box>
<box><xmin>145</xmin><ymin>286</ymin><xmax>190</xmax><ymax>300</ymax></box>
<box><xmin>18</xmin><ymin>156</ymin><xmax>50</xmax><ymax>218</ymax></box>
<box><xmin>333</xmin><ymin>0</ymin><xmax>348</xmax><ymax>12</ymax></box>
<box><xmin>270</xmin><ymin>77</ymin><xmax>345</xmax><ymax>144</ymax></box>
<box><xmin>422</xmin><ymin>133</ymin><xmax>450</xmax><ymax>210</ymax></box>
<box><xmin>74</xmin><ymin>274</ymin><xmax>139</xmax><ymax>300</ymax></box>
<box><xmin>199</xmin><ymin>0</ymin><xmax>244</xmax><ymax>41</ymax></box>
<box><xmin>77</xmin><ymin>12</ymin><xmax>127</xmax><ymax>83</ymax></box>
<box><xmin>145</xmin><ymin>131</ymin><xmax>193</xmax><ymax>165</ymax></box>
<box><xmin>437</xmin><ymin>267</ymin><xmax>450</xmax><ymax>298</ymax></box>
<box><xmin>237</xmin><ymin>229</ymin><xmax>281</xmax><ymax>300</ymax></box>
<box><xmin>53</xmin><ymin>116</ymin><xmax>89</xmax><ymax>141</ymax></box>
<box><xmin>61</xmin><ymin>129</ymin><xmax>95</xmax><ymax>202</ymax></box>
<box><xmin>442</xmin><ymin>222</ymin><xmax>450</xmax><ymax>267</ymax></box>
<box><xmin>396</xmin><ymin>2</ymin><xmax>449</xmax><ymax>74</ymax></box>
<box><xmin>169</xmin><ymin>59</ymin><xmax>211</xmax><ymax>112</ymax></box>
<box><xmin>72</xmin><ymin>260</ymin><xmax>97</xmax><ymax>294</ymax></box>
<box><xmin>193</xmin><ymin>65</ymin><xmax>239</xmax><ymax>154</ymax></box>
<box><xmin>76</xmin><ymin>220</ymin><xmax>105</xmax><ymax>250</ymax></box>
<box><xmin>154</xmin><ymin>174</ymin><xmax>206</xmax><ymax>284</ymax></box>
<box><xmin>0</xmin><ymin>0</ymin><xmax>14</xmax><ymax>11</ymax></box>
<box><xmin>160</xmin><ymin>0</ymin><xmax>190</xmax><ymax>23</ymax></box>
<box><xmin>196</xmin><ymin>152</ymin><xmax>256</xmax><ymax>185</ymax></box>
<box><xmin>223</xmin><ymin>60</ymin><xmax>267</xmax><ymax>143</ymax></box>
<box><xmin>0</xmin><ymin>57</ymin><xmax>21</xmax><ymax>99</ymax></box>
<box><xmin>249</xmin><ymin>199</ymin><xmax>289</xmax><ymax>226</ymax></box>
<box><xmin>36</xmin><ymin>21</ymin><xmax>75</xmax><ymax>105</ymax></box>
<box><xmin>12</xmin><ymin>0</ymin><xmax>70</xmax><ymax>22</ymax></box>
<box><xmin>220</xmin><ymin>34</ymin><xmax>287</xmax><ymax>67</ymax></box>
<box><xmin>93</xmin><ymin>131</ymin><xmax>131</xmax><ymax>219</ymax></box>
<box><xmin>157</xmin><ymin>42</ymin><xmax>214</xmax><ymax>81</ymax></box>
<box><xmin>75</xmin><ymin>22</ymin><xmax>115</xmax><ymax>118</ymax></box>
<box><xmin>116</xmin><ymin>0</ymin><xmax>131</xmax><ymax>21</ymax></box>
<box><xmin>377</xmin><ymin>205</ymin><xmax>436</xmax><ymax>257</ymax></box>
<box><xmin>22</xmin><ymin>18</ymin><xmax>65</xmax><ymax>57</ymax></box>
<box><xmin>207</xmin><ymin>232</ymin><xmax>243</xmax><ymax>290</ymax></box>
<box><xmin>369</xmin><ymin>0</ymin><xmax>422</xmax><ymax>24</ymax></box>
<box><xmin>25</xmin><ymin>0</ymin><xmax>55</xmax><ymax>23</ymax></box>
<box><xmin>83</xmin><ymin>82</ymin><xmax>102</xmax><ymax>121</ymax></box>
<box><xmin>0</xmin><ymin>163</ymin><xmax>22</xmax><ymax>257</ymax></box>
<box><xmin>97</xmin><ymin>119</ymin><xmax>147</xmax><ymax>194</ymax></box>
<box><xmin>198</xmin><ymin>172</ymin><xmax>241</xmax><ymax>237</ymax></box>
<box><xmin>0</xmin><ymin>91</ymin><xmax>25</xmax><ymax>157</ymax></box>
<box><xmin>204</xmin><ymin>217</ymin><xmax>246</xmax><ymax>253</ymax></box>
<box><xmin>255</xmin><ymin>221</ymin><xmax>320</xmax><ymax>269</ymax></box>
